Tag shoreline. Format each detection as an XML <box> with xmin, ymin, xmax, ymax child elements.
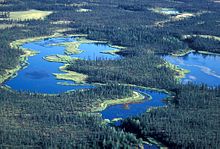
<box><xmin>0</xmin><ymin>33</ymin><xmax>64</xmax><ymax>84</ymax></box>
<box><xmin>171</xmin><ymin>49</ymin><xmax>220</xmax><ymax>57</ymax></box>
<box><xmin>54</xmin><ymin>64</ymin><xmax>88</xmax><ymax>84</ymax></box>
<box><xmin>163</xmin><ymin>61</ymin><xmax>189</xmax><ymax>82</ymax></box>
<box><xmin>0</xmin><ymin>33</ymin><xmax>125</xmax><ymax>85</ymax></box>
<box><xmin>0</xmin><ymin>49</ymin><xmax>37</xmax><ymax>84</ymax></box>
<box><xmin>92</xmin><ymin>91</ymin><xmax>146</xmax><ymax>112</ymax></box>
<box><xmin>0</xmin><ymin>33</ymin><xmax>89</xmax><ymax>85</ymax></box>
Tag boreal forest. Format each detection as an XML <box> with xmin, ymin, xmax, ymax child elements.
<box><xmin>0</xmin><ymin>0</ymin><xmax>219</xmax><ymax>148</ymax></box>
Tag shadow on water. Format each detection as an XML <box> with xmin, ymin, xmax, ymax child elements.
<box><xmin>5</xmin><ymin>37</ymin><xmax>169</xmax><ymax>148</ymax></box>
<box><xmin>5</xmin><ymin>37</ymin><xmax>119</xmax><ymax>94</ymax></box>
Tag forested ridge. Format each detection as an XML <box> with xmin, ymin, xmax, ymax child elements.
<box><xmin>121</xmin><ymin>85</ymin><xmax>220</xmax><ymax>148</ymax></box>
<box><xmin>0</xmin><ymin>85</ymin><xmax>141</xmax><ymax>148</ymax></box>
<box><xmin>0</xmin><ymin>0</ymin><xmax>220</xmax><ymax>148</ymax></box>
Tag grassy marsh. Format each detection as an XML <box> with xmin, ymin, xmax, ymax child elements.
<box><xmin>44</xmin><ymin>54</ymin><xmax>78</xmax><ymax>63</ymax></box>
<box><xmin>92</xmin><ymin>91</ymin><xmax>146</xmax><ymax>112</ymax></box>
<box><xmin>53</xmin><ymin>64</ymin><xmax>88</xmax><ymax>84</ymax></box>
<box><xmin>9</xmin><ymin>9</ymin><xmax>53</xmax><ymax>21</ymax></box>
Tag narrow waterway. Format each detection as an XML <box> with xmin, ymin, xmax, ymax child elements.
<box><xmin>5</xmin><ymin>36</ymin><xmax>170</xmax><ymax>149</ymax></box>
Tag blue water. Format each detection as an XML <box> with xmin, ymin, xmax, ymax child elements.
<box><xmin>101</xmin><ymin>87</ymin><xmax>168</xmax><ymax>148</ymax></box>
<box><xmin>144</xmin><ymin>144</ymin><xmax>158</xmax><ymax>149</ymax></box>
<box><xmin>164</xmin><ymin>52</ymin><xmax>220</xmax><ymax>86</ymax></box>
<box><xmin>5</xmin><ymin>37</ymin><xmax>169</xmax><ymax>148</ymax></box>
<box><xmin>5</xmin><ymin>37</ymin><xmax>119</xmax><ymax>94</ymax></box>
<box><xmin>75</xmin><ymin>43</ymin><xmax>121</xmax><ymax>60</ymax></box>
<box><xmin>101</xmin><ymin>88</ymin><xmax>168</xmax><ymax>120</ymax></box>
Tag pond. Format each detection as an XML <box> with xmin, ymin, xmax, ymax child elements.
<box><xmin>5</xmin><ymin>36</ymin><xmax>169</xmax><ymax>149</ymax></box>
<box><xmin>5</xmin><ymin>37</ymin><xmax>120</xmax><ymax>94</ymax></box>
<box><xmin>164</xmin><ymin>52</ymin><xmax>220</xmax><ymax>86</ymax></box>
<box><xmin>101</xmin><ymin>88</ymin><xmax>168</xmax><ymax>120</ymax></box>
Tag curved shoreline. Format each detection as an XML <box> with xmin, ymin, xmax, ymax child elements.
<box><xmin>0</xmin><ymin>49</ymin><xmax>37</xmax><ymax>84</ymax></box>
<box><xmin>0</xmin><ymin>33</ymin><xmax>64</xmax><ymax>84</ymax></box>
<box><xmin>0</xmin><ymin>34</ymin><xmax>111</xmax><ymax>85</ymax></box>
<box><xmin>171</xmin><ymin>49</ymin><xmax>220</xmax><ymax>57</ymax></box>
<box><xmin>1</xmin><ymin>35</ymin><xmax>173</xmax><ymax>149</ymax></box>
<box><xmin>92</xmin><ymin>91</ymin><xmax>146</xmax><ymax>112</ymax></box>
<box><xmin>163</xmin><ymin>61</ymin><xmax>190</xmax><ymax>81</ymax></box>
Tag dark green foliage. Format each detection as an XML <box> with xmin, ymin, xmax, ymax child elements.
<box><xmin>67</xmin><ymin>53</ymin><xmax>176</xmax><ymax>89</ymax></box>
<box><xmin>184</xmin><ymin>36</ymin><xmax>220</xmax><ymax>53</ymax></box>
<box><xmin>0</xmin><ymin>21</ymin><xmax>53</xmax><ymax>76</ymax></box>
<box><xmin>121</xmin><ymin>85</ymin><xmax>220</xmax><ymax>148</ymax></box>
<box><xmin>0</xmin><ymin>0</ymin><xmax>220</xmax><ymax>148</ymax></box>
<box><xmin>0</xmin><ymin>85</ymin><xmax>141</xmax><ymax>148</ymax></box>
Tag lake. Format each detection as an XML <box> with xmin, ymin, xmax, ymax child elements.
<box><xmin>5</xmin><ymin>37</ymin><xmax>120</xmax><ymax>93</ymax></box>
<box><xmin>164</xmin><ymin>52</ymin><xmax>220</xmax><ymax>86</ymax></box>
<box><xmin>5</xmin><ymin>36</ymin><xmax>169</xmax><ymax>149</ymax></box>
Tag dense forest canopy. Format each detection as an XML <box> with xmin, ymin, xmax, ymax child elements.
<box><xmin>0</xmin><ymin>0</ymin><xmax>220</xmax><ymax>148</ymax></box>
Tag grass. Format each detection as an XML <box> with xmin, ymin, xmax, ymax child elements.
<box><xmin>44</xmin><ymin>54</ymin><xmax>78</xmax><ymax>63</ymax></box>
<box><xmin>2</xmin><ymin>34</ymin><xmax>120</xmax><ymax>84</ymax></box>
<box><xmin>2</xmin><ymin>33</ymin><xmax>75</xmax><ymax>84</ymax></box>
<box><xmin>53</xmin><ymin>64</ymin><xmax>88</xmax><ymax>84</ymax></box>
<box><xmin>184</xmin><ymin>34</ymin><xmax>220</xmax><ymax>41</ymax></box>
<box><xmin>9</xmin><ymin>9</ymin><xmax>53</xmax><ymax>21</ymax></box>
<box><xmin>197</xmin><ymin>50</ymin><xmax>220</xmax><ymax>56</ymax></box>
<box><xmin>158</xmin><ymin>61</ymin><xmax>189</xmax><ymax>81</ymax></box>
<box><xmin>171</xmin><ymin>49</ymin><xmax>194</xmax><ymax>57</ymax></box>
<box><xmin>166</xmin><ymin>62</ymin><xmax>189</xmax><ymax>81</ymax></box>
<box><xmin>10</xmin><ymin>33</ymin><xmax>63</xmax><ymax>50</ymax></box>
<box><xmin>51</xmin><ymin>21</ymin><xmax>73</xmax><ymax>25</ymax></box>
<box><xmin>173</xmin><ymin>13</ymin><xmax>195</xmax><ymax>21</ymax></box>
<box><xmin>51</xmin><ymin>42</ymin><xmax>83</xmax><ymax>55</ymax></box>
<box><xmin>110</xmin><ymin>45</ymin><xmax>126</xmax><ymax>49</ymax></box>
<box><xmin>92</xmin><ymin>91</ymin><xmax>146</xmax><ymax>112</ymax></box>
<box><xmin>50</xmin><ymin>37</ymin><xmax>107</xmax><ymax>55</ymax></box>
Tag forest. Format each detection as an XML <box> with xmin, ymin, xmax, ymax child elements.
<box><xmin>0</xmin><ymin>84</ymin><xmax>141</xmax><ymax>148</ymax></box>
<box><xmin>0</xmin><ymin>0</ymin><xmax>220</xmax><ymax>148</ymax></box>
<box><xmin>121</xmin><ymin>84</ymin><xmax>220</xmax><ymax>148</ymax></box>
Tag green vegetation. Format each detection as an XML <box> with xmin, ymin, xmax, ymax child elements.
<box><xmin>160</xmin><ymin>61</ymin><xmax>190</xmax><ymax>81</ymax></box>
<box><xmin>92</xmin><ymin>91</ymin><xmax>145</xmax><ymax>112</ymax></box>
<box><xmin>0</xmin><ymin>84</ymin><xmax>142</xmax><ymax>148</ymax></box>
<box><xmin>121</xmin><ymin>85</ymin><xmax>220</xmax><ymax>148</ymax></box>
<box><xmin>67</xmin><ymin>54</ymin><xmax>177</xmax><ymax>89</ymax></box>
<box><xmin>49</xmin><ymin>37</ymin><xmax>105</xmax><ymax>55</ymax></box>
<box><xmin>44</xmin><ymin>54</ymin><xmax>77</xmax><ymax>63</ymax></box>
<box><xmin>9</xmin><ymin>9</ymin><xmax>53</xmax><ymax>21</ymax></box>
<box><xmin>50</xmin><ymin>41</ymin><xmax>83</xmax><ymax>55</ymax></box>
<box><xmin>0</xmin><ymin>49</ymin><xmax>36</xmax><ymax>84</ymax></box>
<box><xmin>0</xmin><ymin>0</ymin><xmax>220</xmax><ymax>148</ymax></box>
<box><xmin>54</xmin><ymin>65</ymin><xmax>88</xmax><ymax>84</ymax></box>
<box><xmin>183</xmin><ymin>35</ymin><xmax>220</xmax><ymax>54</ymax></box>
